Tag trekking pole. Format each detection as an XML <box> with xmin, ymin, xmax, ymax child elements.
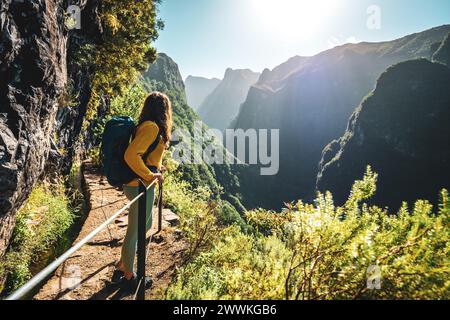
<box><xmin>136</xmin><ymin>179</ymin><xmax>147</xmax><ymax>300</ymax></box>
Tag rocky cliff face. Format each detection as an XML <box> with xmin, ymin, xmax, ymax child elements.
<box><xmin>142</xmin><ymin>53</ymin><xmax>186</xmax><ymax>96</ymax></box>
<box><xmin>233</xmin><ymin>25</ymin><xmax>450</xmax><ymax>210</ymax></box>
<box><xmin>317</xmin><ymin>59</ymin><xmax>450</xmax><ymax>209</ymax></box>
<box><xmin>0</xmin><ymin>0</ymin><xmax>103</xmax><ymax>257</ymax></box>
<box><xmin>0</xmin><ymin>0</ymin><xmax>68</xmax><ymax>256</ymax></box>
<box><xmin>185</xmin><ymin>76</ymin><xmax>221</xmax><ymax>111</ymax></box>
<box><xmin>198</xmin><ymin>68</ymin><xmax>260</xmax><ymax>132</ymax></box>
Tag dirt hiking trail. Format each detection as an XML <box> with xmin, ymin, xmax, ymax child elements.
<box><xmin>35</xmin><ymin>163</ymin><xmax>187</xmax><ymax>300</ymax></box>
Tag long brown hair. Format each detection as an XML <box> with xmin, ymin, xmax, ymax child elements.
<box><xmin>139</xmin><ymin>92</ymin><xmax>172</xmax><ymax>147</ymax></box>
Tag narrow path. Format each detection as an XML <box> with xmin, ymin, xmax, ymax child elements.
<box><xmin>35</xmin><ymin>163</ymin><xmax>187</xmax><ymax>300</ymax></box>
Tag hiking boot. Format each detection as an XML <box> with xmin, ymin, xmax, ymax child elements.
<box><xmin>121</xmin><ymin>273</ymin><xmax>153</xmax><ymax>293</ymax></box>
<box><xmin>111</xmin><ymin>268</ymin><xmax>124</xmax><ymax>285</ymax></box>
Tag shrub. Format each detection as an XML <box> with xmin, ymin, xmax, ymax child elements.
<box><xmin>86</xmin><ymin>0</ymin><xmax>162</xmax><ymax>119</ymax></box>
<box><xmin>216</xmin><ymin>201</ymin><xmax>249</xmax><ymax>233</ymax></box>
<box><xmin>91</xmin><ymin>83</ymin><xmax>148</xmax><ymax>147</ymax></box>
<box><xmin>166</xmin><ymin>167</ymin><xmax>450</xmax><ymax>300</ymax></box>
<box><xmin>162</xmin><ymin>155</ymin><xmax>219</xmax><ymax>261</ymax></box>
<box><xmin>0</xmin><ymin>181</ymin><xmax>78</xmax><ymax>294</ymax></box>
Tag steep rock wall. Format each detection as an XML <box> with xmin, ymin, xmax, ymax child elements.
<box><xmin>0</xmin><ymin>0</ymin><xmax>67</xmax><ymax>256</ymax></box>
<box><xmin>0</xmin><ymin>0</ymin><xmax>103</xmax><ymax>257</ymax></box>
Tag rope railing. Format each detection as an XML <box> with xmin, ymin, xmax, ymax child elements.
<box><xmin>5</xmin><ymin>179</ymin><xmax>159</xmax><ymax>301</ymax></box>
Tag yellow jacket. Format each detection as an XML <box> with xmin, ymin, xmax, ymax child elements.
<box><xmin>124</xmin><ymin>121</ymin><xmax>165</xmax><ymax>187</ymax></box>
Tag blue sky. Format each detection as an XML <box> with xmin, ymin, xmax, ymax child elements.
<box><xmin>154</xmin><ymin>0</ymin><xmax>450</xmax><ymax>79</ymax></box>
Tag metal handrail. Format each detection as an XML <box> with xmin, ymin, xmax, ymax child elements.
<box><xmin>5</xmin><ymin>180</ymin><xmax>157</xmax><ymax>301</ymax></box>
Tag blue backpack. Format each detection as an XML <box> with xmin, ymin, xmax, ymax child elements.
<box><xmin>101</xmin><ymin>116</ymin><xmax>160</xmax><ymax>188</ymax></box>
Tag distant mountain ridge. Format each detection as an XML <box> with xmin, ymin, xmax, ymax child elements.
<box><xmin>232</xmin><ymin>24</ymin><xmax>450</xmax><ymax>210</ymax></box>
<box><xmin>198</xmin><ymin>68</ymin><xmax>260</xmax><ymax>132</ymax></box>
<box><xmin>255</xmin><ymin>25</ymin><xmax>450</xmax><ymax>93</ymax></box>
<box><xmin>257</xmin><ymin>56</ymin><xmax>309</xmax><ymax>91</ymax></box>
<box><xmin>185</xmin><ymin>76</ymin><xmax>221</xmax><ymax>111</ymax></box>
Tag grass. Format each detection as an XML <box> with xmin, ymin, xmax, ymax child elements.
<box><xmin>0</xmin><ymin>168</ymin><xmax>84</xmax><ymax>296</ymax></box>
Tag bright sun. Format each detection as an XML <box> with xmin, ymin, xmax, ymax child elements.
<box><xmin>251</xmin><ymin>0</ymin><xmax>338</xmax><ymax>40</ymax></box>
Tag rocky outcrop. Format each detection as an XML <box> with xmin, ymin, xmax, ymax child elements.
<box><xmin>198</xmin><ymin>68</ymin><xmax>260</xmax><ymax>132</ymax></box>
<box><xmin>0</xmin><ymin>0</ymin><xmax>68</xmax><ymax>256</ymax></box>
<box><xmin>233</xmin><ymin>25</ymin><xmax>450</xmax><ymax>210</ymax></box>
<box><xmin>317</xmin><ymin>59</ymin><xmax>450</xmax><ymax>210</ymax></box>
<box><xmin>185</xmin><ymin>75</ymin><xmax>221</xmax><ymax>111</ymax></box>
<box><xmin>142</xmin><ymin>53</ymin><xmax>186</xmax><ymax>96</ymax></box>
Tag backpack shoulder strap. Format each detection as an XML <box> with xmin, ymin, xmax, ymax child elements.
<box><xmin>134</xmin><ymin>122</ymin><xmax>161</xmax><ymax>160</ymax></box>
<box><xmin>142</xmin><ymin>130</ymin><xmax>161</xmax><ymax>160</ymax></box>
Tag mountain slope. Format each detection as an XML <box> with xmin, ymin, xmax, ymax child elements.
<box><xmin>142</xmin><ymin>53</ymin><xmax>186</xmax><ymax>96</ymax></box>
<box><xmin>317</xmin><ymin>59</ymin><xmax>450</xmax><ymax>209</ymax></box>
<box><xmin>233</xmin><ymin>25</ymin><xmax>450</xmax><ymax>209</ymax></box>
<box><xmin>433</xmin><ymin>32</ymin><xmax>450</xmax><ymax>67</ymax></box>
<box><xmin>198</xmin><ymin>68</ymin><xmax>260</xmax><ymax>131</ymax></box>
<box><xmin>185</xmin><ymin>76</ymin><xmax>221</xmax><ymax>111</ymax></box>
<box><xmin>256</xmin><ymin>55</ymin><xmax>309</xmax><ymax>90</ymax></box>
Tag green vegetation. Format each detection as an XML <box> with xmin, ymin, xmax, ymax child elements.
<box><xmin>165</xmin><ymin>167</ymin><xmax>449</xmax><ymax>300</ymax></box>
<box><xmin>91</xmin><ymin>83</ymin><xmax>147</xmax><ymax>147</ymax></box>
<box><xmin>0</xmin><ymin>179</ymin><xmax>80</xmax><ymax>294</ymax></box>
<box><xmin>69</xmin><ymin>0</ymin><xmax>162</xmax><ymax>120</ymax></box>
<box><xmin>88</xmin><ymin>0</ymin><xmax>163</xmax><ymax>118</ymax></box>
<box><xmin>162</xmin><ymin>156</ymin><xmax>219</xmax><ymax>261</ymax></box>
<box><xmin>162</xmin><ymin>155</ymin><xmax>250</xmax><ymax>262</ymax></box>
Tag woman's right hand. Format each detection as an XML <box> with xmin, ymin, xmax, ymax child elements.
<box><xmin>153</xmin><ymin>173</ymin><xmax>164</xmax><ymax>184</ymax></box>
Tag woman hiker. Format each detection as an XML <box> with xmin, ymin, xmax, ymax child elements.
<box><xmin>112</xmin><ymin>92</ymin><xmax>172</xmax><ymax>291</ymax></box>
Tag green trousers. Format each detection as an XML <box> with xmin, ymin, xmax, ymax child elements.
<box><xmin>121</xmin><ymin>185</ymin><xmax>155</xmax><ymax>273</ymax></box>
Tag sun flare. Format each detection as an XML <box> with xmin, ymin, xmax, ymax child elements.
<box><xmin>251</xmin><ymin>0</ymin><xmax>338</xmax><ymax>40</ymax></box>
